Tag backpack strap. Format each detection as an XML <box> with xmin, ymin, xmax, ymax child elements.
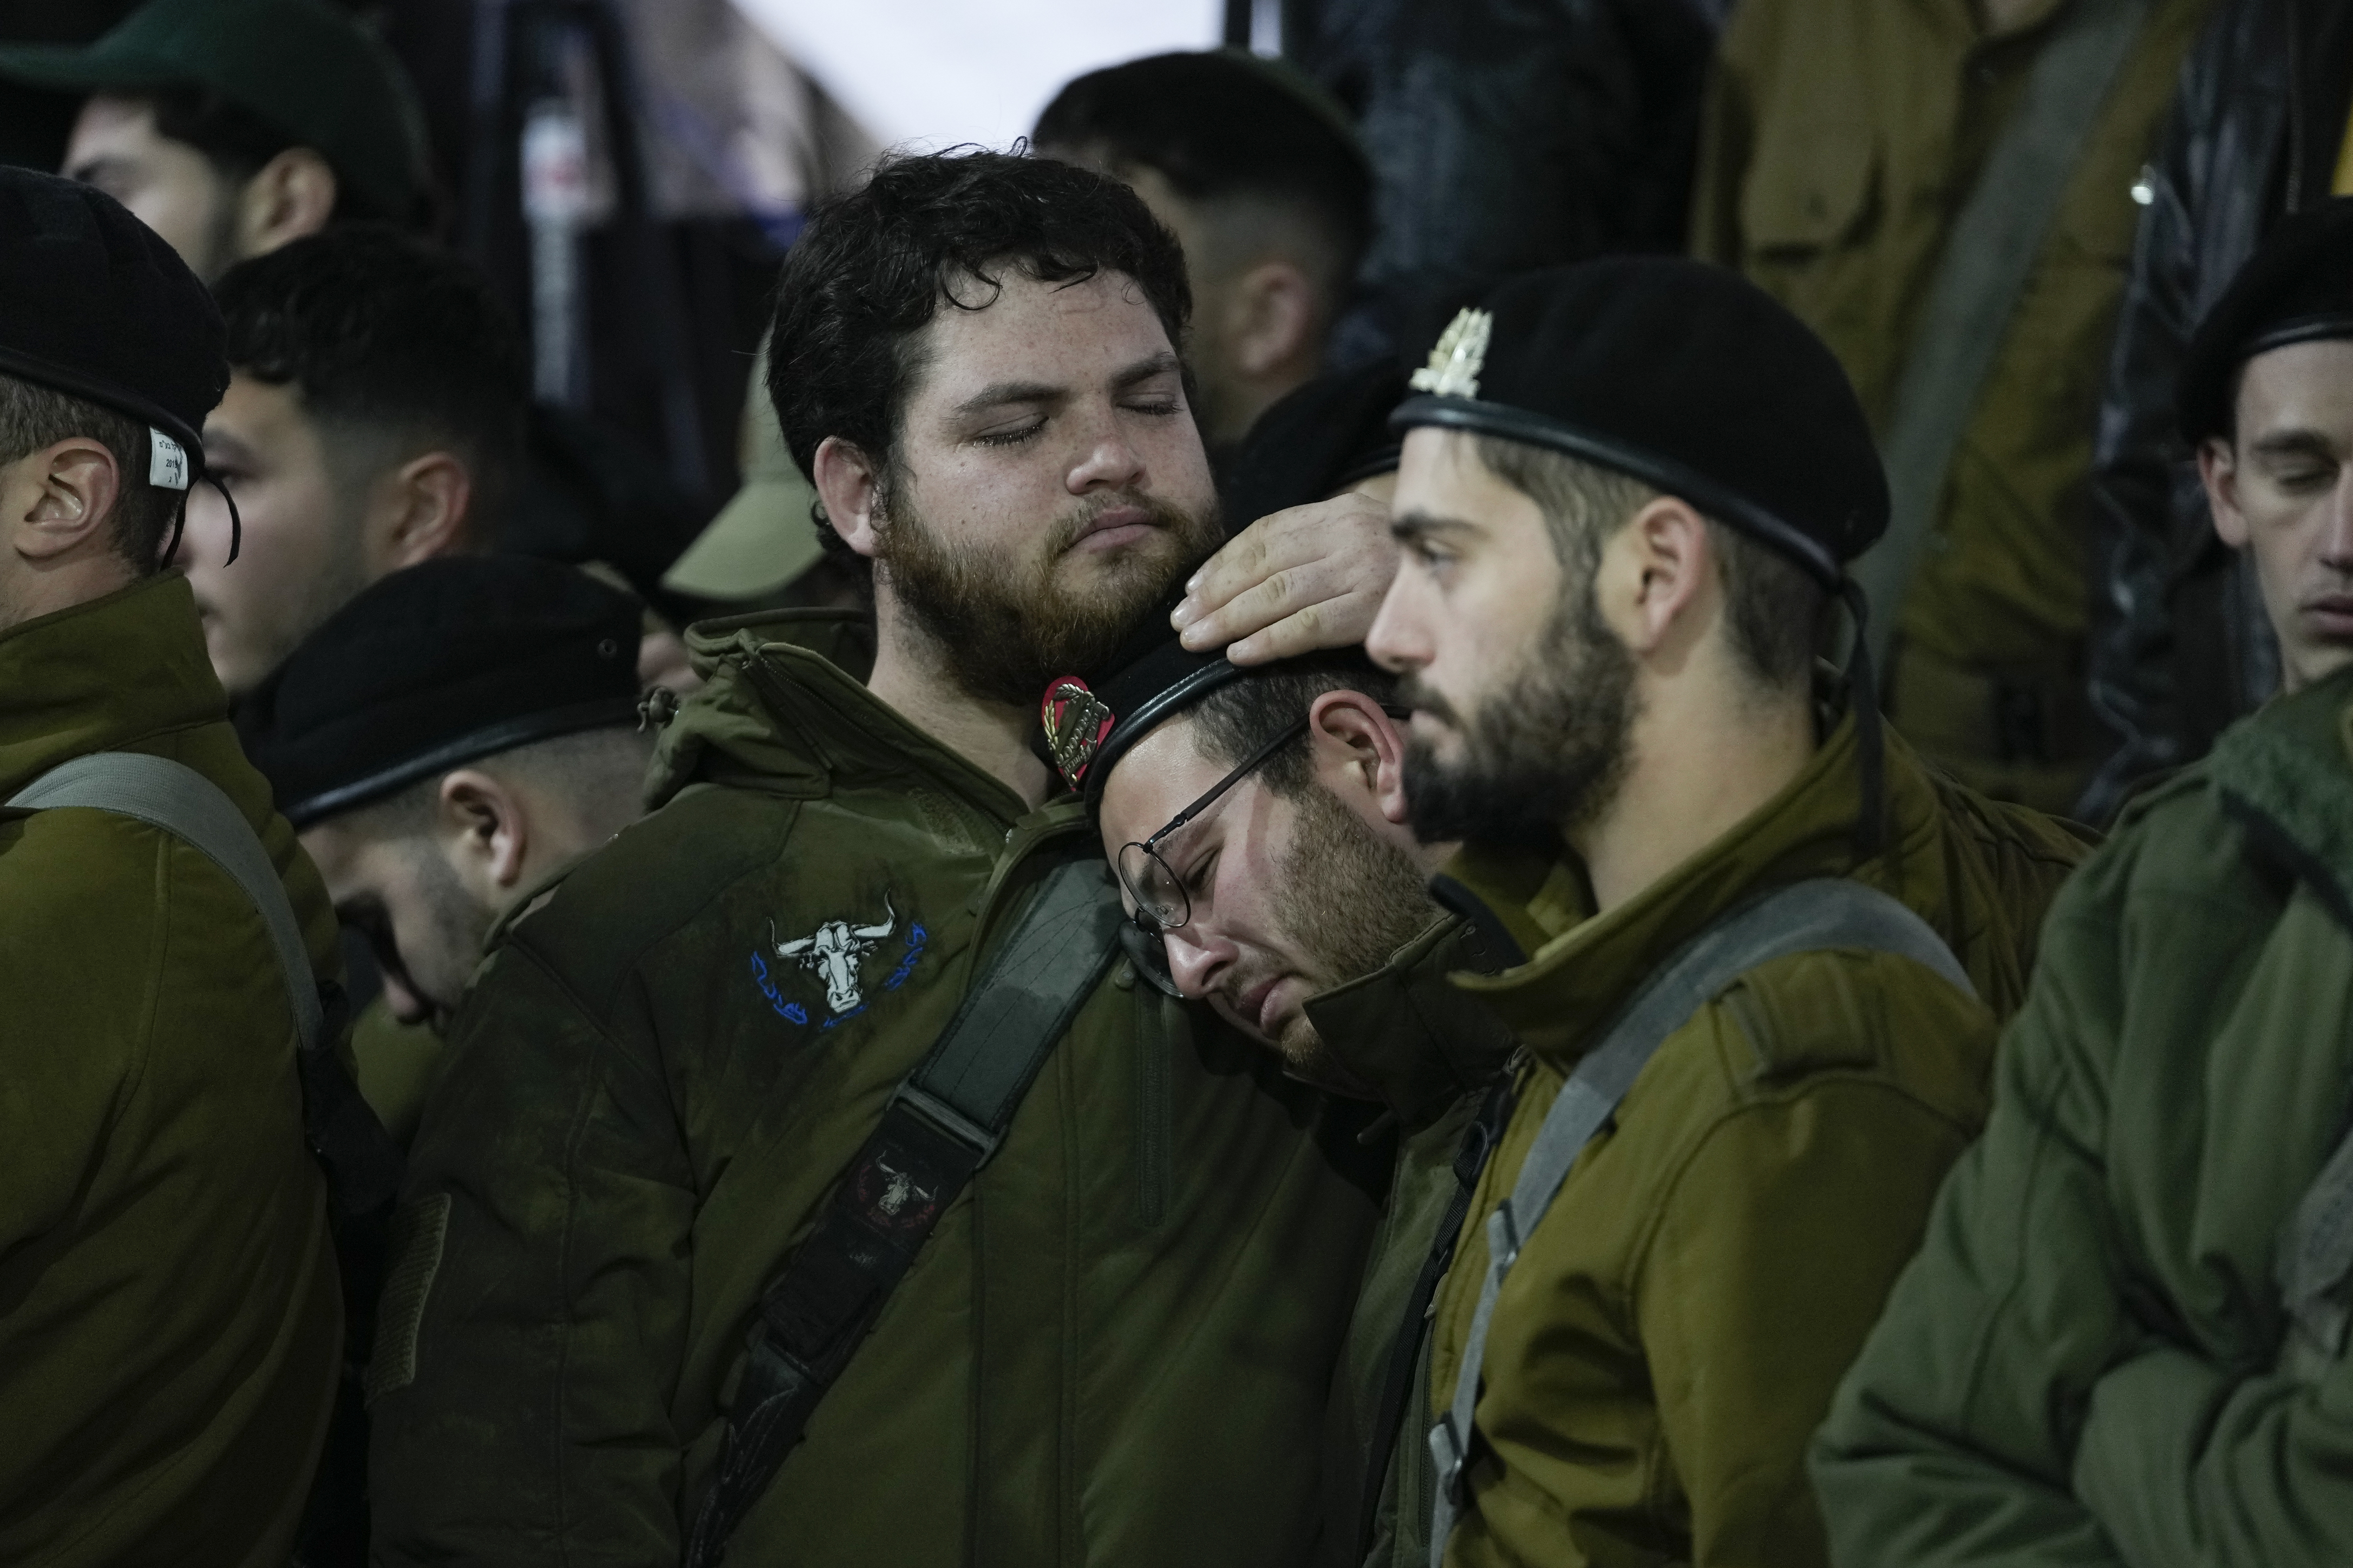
<box><xmin>5</xmin><ymin>751</ymin><xmax>402</xmax><ymax>1221</ymax></box>
<box><xmin>682</xmin><ymin>854</ymin><xmax>1127</xmax><ymax>1566</ymax></box>
<box><xmin>1426</xmin><ymin>878</ymin><xmax>1978</xmax><ymax>1564</ymax></box>
<box><xmin>1848</xmin><ymin>0</ymin><xmax>2153</xmax><ymax>665</ymax></box>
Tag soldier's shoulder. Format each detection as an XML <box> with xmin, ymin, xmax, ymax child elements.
<box><xmin>495</xmin><ymin>783</ymin><xmax>800</xmax><ymax>997</ymax></box>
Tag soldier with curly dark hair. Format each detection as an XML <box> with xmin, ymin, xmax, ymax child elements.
<box><xmin>368</xmin><ymin>148</ymin><xmax>1382</xmax><ymax>1568</ymax></box>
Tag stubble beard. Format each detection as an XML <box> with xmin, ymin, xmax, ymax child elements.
<box><xmin>1398</xmin><ymin>579</ymin><xmax>1641</xmax><ymax>855</ymax></box>
<box><xmin>1261</xmin><ymin>781</ymin><xmax>1440</xmax><ymax>1096</ymax></box>
<box><xmin>875</xmin><ymin>480</ymin><xmax>1223</xmax><ymax>709</ymax></box>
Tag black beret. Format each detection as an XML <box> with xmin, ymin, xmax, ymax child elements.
<box><xmin>244</xmin><ymin>556</ymin><xmax>644</xmax><ymax>829</ymax></box>
<box><xmin>1391</xmin><ymin>259</ymin><xmax>1888</xmax><ymax>585</ymax></box>
<box><xmin>2178</xmin><ymin>196</ymin><xmax>2353</xmax><ymax>444</ymax></box>
<box><xmin>1220</xmin><ymin>358</ymin><xmax>1408</xmax><ymax>530</ymax></box>
<box><xmin>0</xmin><ymin>165</ymin><xmax>225</xmax><ymax>465</ymax></box>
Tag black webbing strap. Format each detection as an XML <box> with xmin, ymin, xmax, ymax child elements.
<box><xmin>1355</xmin><ymin>1070</ymin><xmax>1519</xmax><ymax>1558</ymax></box>
<box><xmin>681</xmin><ymin>855</ymin><xmax>1127</xmax><ymax>1566</ymax></box>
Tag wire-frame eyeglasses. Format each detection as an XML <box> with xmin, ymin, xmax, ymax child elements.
<box><xmin>1114</xmin><ymin>714</ymin><xmax>1312</xmax><ymax>933</ymax></box>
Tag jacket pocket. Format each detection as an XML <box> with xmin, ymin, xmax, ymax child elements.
<box><xmin>1738</xmin><ymin>121</ymin><xmax>1879</xmax><ymax>260</ymax></box>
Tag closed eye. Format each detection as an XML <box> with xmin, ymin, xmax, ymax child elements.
<box><xmin>973</xmin><ymin>417</ymin><xmax>1047</xmax><ymax>448</ymax></box>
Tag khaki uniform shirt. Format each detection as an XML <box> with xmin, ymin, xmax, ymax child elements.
<box><xmin>1426</xmin><ymin>718</ymin><xmax>2089</xmax><ymax>1566</ymax></box>
<box><xmin>0</xmin><ymin>576</ymin><xmax>343</xmax><ymax>1566</ymax></box>
<box><xmin>1692</xmin><ymin>0</ymin><xmax>2214</xmax><ymax>810</ymax></box>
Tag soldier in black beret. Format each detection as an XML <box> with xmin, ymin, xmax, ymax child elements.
<box><xmin>0</xmin><ymin>163</ymin><xmax>348</xmax><ymax>1562</ymax></box>
<box><xmin>2174</xmin><ymin>195</ymin><xmax>2353</xmax><ymax>704</ymax></box>
<box><xmin>1361</xmin><ymin>258</ymin><xmax>2093</xmax><ymax>1568</ymax></box>
<box><xmin>244</xmin><ymin>555</ymin><xmax>651</xmax><ymax>1094</ymax></box>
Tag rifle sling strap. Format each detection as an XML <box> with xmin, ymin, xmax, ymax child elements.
<box><xmin>682</xmin><ymin>855</ymin><xmax>1126</xmax><ymax>1566</ymax></box>
<box><xmin>5</xmin><ymin>750</ymin><xmax>401</xmax><ymax>1222</ymax></box>
<box><xmin>1850</xmin><ymin>0</ymin><xmax>2153</xmax><ymax>666</ymax></box>
<box><xmin>1425</xmin><ymin>878</ymin><xmax>1978</xmax><ymax>1564</ymax></box>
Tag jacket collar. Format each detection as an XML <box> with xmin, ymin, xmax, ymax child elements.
<box><xmin>1302</xmin><ymin>914</ymin><xmax>1518</xmax><ymax>1133</ymax></box>
<box><xmin>1436</xmin><ymin>711</ymin><xmax>1953</xmax><ymax>1069</ymax></box>
<box><xmin>650</xmin><ymin>608</ymin><xmax>1030</xmax><ymax>831</ymax></box>
<box><xmin>2203</xmin><ymin>661</ymin><xmax>2353</xmax><ymax>929</ymax></box>
<box><xmin>0</xmin><ymin>574</ymin><xmax>225</xmax><ymax>800</ymax></box>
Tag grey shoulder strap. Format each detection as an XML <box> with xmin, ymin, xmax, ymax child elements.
<box><xmin>8</xmin><ymin>750</ymin><xmax>322</xmax><ymax>1051</ymax></box>
<box><xmin>1850</xmin><ymin>0</ymin><xmax>2153</xmax><ymax>665</ymax></box>
<box><xmin>1426</xmin><ymin>878</ymin><xmax>1977</xmax><ymax>1563</ymax></box>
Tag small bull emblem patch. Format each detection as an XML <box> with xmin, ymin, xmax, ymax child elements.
<box><xmin>772</xmin><ymin>900</ymin><xmax>897</xmax><ymax>1016</ymax></box>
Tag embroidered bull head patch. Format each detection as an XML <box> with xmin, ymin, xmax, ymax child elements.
<box><xmin>772</xmin><ymin>899</ymin><xmax>897</xmax><ymax>1015</ymax></box>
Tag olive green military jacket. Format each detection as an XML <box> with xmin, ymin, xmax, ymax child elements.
<box><xmin>0</xmin><ymin>576</ymin><xmax>344</xmax><ymax>1567</ymax></box>
<box><xmin>368</xmin><ymin>611</ymin><xmax>1381</xmax><ymax>1566</ymax></box>
<box><xmin>1426</xmin><ymin>716</ymin><xmax>2089</xmax><ymax>1568</ymax></box>
<box><xmin>1813</xmin><ymin>664</ymin><xmax>2353</xmax><ymax>1566</ymax></box>
<box><xmin>1691</xmin><ymin>0</ymin><xmax>2212</xmax><ymax>809</ymax></box>
<box><xmin>1305</xmin><ymin>916</ymin><xmax>1519</xmax><ymax>1568</ymax></box>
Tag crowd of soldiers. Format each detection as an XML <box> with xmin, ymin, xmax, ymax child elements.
<box><xmin>6</xmin><ymin>0</ymin><xmax>2353</xmax><ymax>1565</ymax></box>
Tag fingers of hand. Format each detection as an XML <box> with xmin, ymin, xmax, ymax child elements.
<box><xmin>1174</xmin><ymin>492</ymin><xmax>1391</xmax><ymax>632</ymax></box>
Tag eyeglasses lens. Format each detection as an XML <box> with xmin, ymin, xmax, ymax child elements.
<box><xmin>1116</xmin><ymin>841</ymin><xmax>1189</xmax><ymax>930</ymax></box>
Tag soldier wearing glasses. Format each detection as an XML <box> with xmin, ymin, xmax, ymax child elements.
<box><xmin>1046</xmin><ymin>628</ymin><xmax>1514</xmax><ymax>1568</ymax></box>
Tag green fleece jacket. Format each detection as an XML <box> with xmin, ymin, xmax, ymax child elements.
<box><xmin>368</xmin><ymin>611</ymin><xmax>1382</xmax><ymax>1566</ymax></box>
<box><xmin>1814</xmin><ymin>661</ymin><xmax>2353</xmax><ymax>1565</ymax></box>
<box><xmin>0</xmin><ymin>575</ymin><xmax>343</xmax><ymax>1566</ymax></box>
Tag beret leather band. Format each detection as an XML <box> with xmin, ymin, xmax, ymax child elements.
<box><xmin>1391</xmin><ymin>392</ymin><xmax>1846</xmax><ymax>589</ymax></box>
<box><xmin>2241</xmin><ymin>312</ymin><xmax>2353</xmax><ymax>365</ymax></box>
<box><xmin>1084</xmin><ymin>659</ymin><xmax>1249</xmax><ymax>813</ymax></box>
<box><xmin>279</xmin><ymin>694</ymin><xmax>643</xmax><ymax>829</ymax></box>
<box><xmin>0</xmin><ymin>341</ymin><xmax>205</xmax><ymax>460</ymax></box>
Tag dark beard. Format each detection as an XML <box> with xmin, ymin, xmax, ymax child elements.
<box><xmin>1267</xmin><ymin>781</ymin><xmax>1440</xmax><ymax>1093</ymax></box>
<box><xmin>877</xmin><ymin>483</ymin><xmax>1223</xmax><ymax>708</ymax></box>
<box><xmin>1399</xmin><ymin>579</ymin><xmax>1639</xmax><ymax>853</ymax></box>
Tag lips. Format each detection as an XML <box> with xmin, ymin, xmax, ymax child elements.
<box><xmin>2302</xmin><ymin>593</ymin><xmax>2353</xmax><ymax>640</ymax></box>
<box><xmin>1069</xmin><ymin>503</ymin><xmax>1159</xmax><ymax>552</ymax></box>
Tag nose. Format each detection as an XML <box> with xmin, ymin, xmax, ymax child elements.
<box><xmin>1160</xmin><ymin>924</ymin><xmax>1234</xmax><ymax>1001</ymax></box>
<box><xmin>1366</xmin><ymin>558</ymin><xmax>1430</xmax><ymax>674</ymax></box>
<box><xmin>2323</xmin><ymin>470</ymin><xmax>2353</xmax><ymax>569</ymax></box>
<box><xmin>1066</xmin><ymin>409</ymin><xmax>1147</xmax><ymax>495</ymax></box>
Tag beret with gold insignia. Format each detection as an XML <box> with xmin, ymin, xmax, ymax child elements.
<box><xmin>1392</xmin><ymin>258</ymin><xmax>1888</xmax><ymax>586</ymax></box>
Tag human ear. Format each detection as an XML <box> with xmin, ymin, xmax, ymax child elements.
<box><xmin>437</xmin><ymin>769</ymin><xmax>529</xmax><ymax>895</ymax></box>
<box><xmin>378</xmin><ymin>451</ymin><xmax>474</xmax><ymax>568</ymax></box>
<box><xmin>7</xmin><ymin>438</ymin><xmax>120</xmax><ymax>561</ymax></box>
<box><xmin>1613</xmin><ymin>496</ymin><xmax>1711</xmax><ymax>655</ymax></box>
<box><xmin>235</xmin><ymin>147</ymin><xmax>337</xmax><ymax>257</ymax></box>
<box><xmin>812</xmin><ymin>437</ymin><xmax>885</xmax><ymax>560</ymax></box>
<box><xmin>2200</xmin><ymin>438</ymin><xmax>2249</xmax><ymax>549</ymax></box>
<box><xmin>1230</xmin><ymin>260</ymin><xmax>1318</xmax><ymax>379</ymax></box>
<box><xmin>1307</xmin><ymin>689</ymin><xmax>1411</xmax><ymax>824</ymax></box>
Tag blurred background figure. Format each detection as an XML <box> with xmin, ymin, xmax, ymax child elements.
<box><xmin>1693</xmin><ymin>0</ymin><xmax>2217</xmax><ymax>816</ymax></box>
<box><xmin>1034</xmin><ymin>49</ymin><xmax>1372</xmax><ymax>461</ymax></box>
<box><xmin>191</xmin><ymin>225</ymin><xmax>527</xmax><ymax>698</ymax></box>
<box><xmin>0</xmin><ymin>0</ymin><xmax>433</xmax><ymax>281</ymax></box>
<box><xmin>2079</xmin><ymin>0</ymin><xmax>2353</xmax><ymax>821</ymax></box>
<box><xmin>1286</xmin><ymin>0</ymin><xmax>1721</xmax><ymax>366</ymax></box>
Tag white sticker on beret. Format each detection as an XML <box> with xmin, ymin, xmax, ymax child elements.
<box><xmin>147</xmin><ymin>427</ymin><xmax>189</xmax><ymax>491</ymax></box>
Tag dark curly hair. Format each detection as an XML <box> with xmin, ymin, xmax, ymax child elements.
<box><xmin>765</xmin><ymin>148</ymin><xmax>1192</xmax><ymax>557</ymax></box>
<box><xmin>214</xmin><ymin>225</ymin><xmax>527</xmax><ymax>533</ymax></box>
